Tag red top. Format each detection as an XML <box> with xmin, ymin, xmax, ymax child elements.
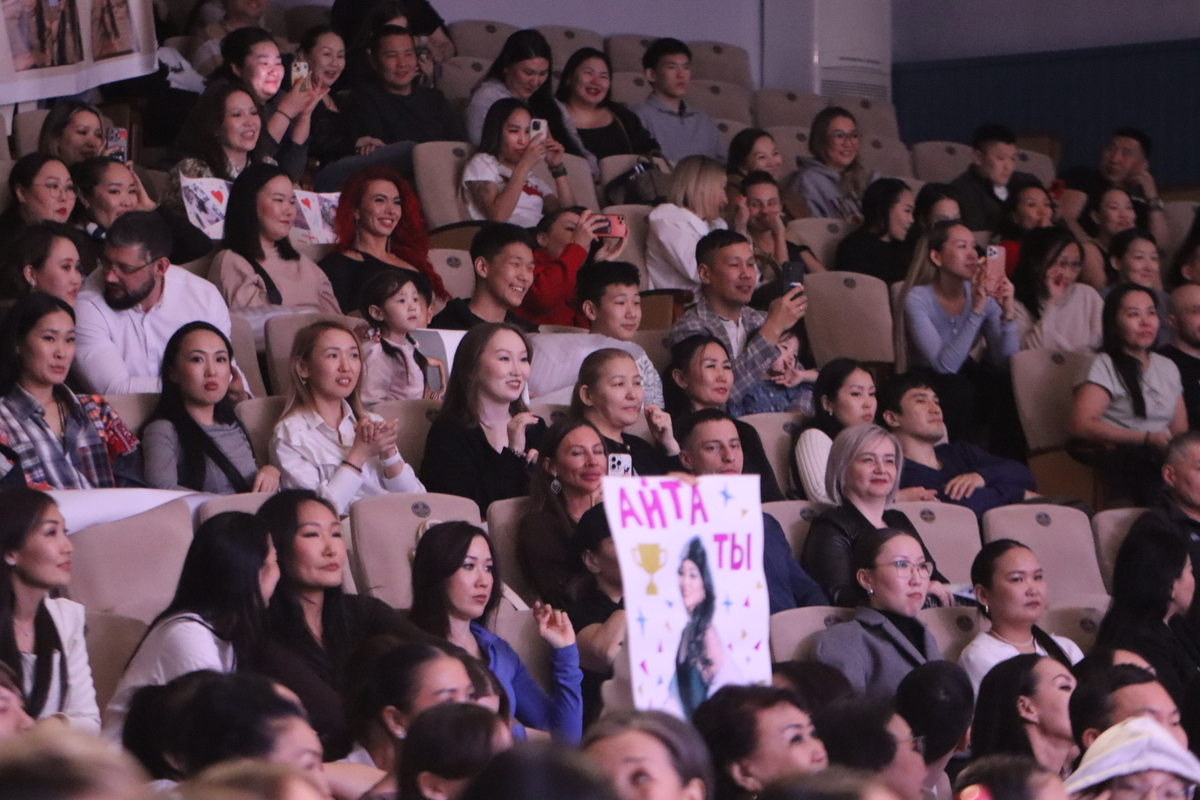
<box><xmin>517</xmin><ymin>243</ymin><xmax>589</xmax><ymax>327</ymax></box>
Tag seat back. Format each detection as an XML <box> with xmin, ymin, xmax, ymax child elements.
<box><xmin>1091</xmin><ymin>507</ymin><xmax>1147</xmax><ymax>593</ymax></box>
<box><xmin>859</xmin><ymin>137</ymin><xmax>914</xmax><ymax>179</ymax></box>
<box><xmin>891</xmin><ymin>501</ymin><xmax>980</xmax><ymax>584</ymax></box>
<box><xmin>687</xmin><ymin>80</ymin><xmax>752</xmax><ymax>125</ymax></box>
<box><xmin>132</xmin><ymin>166</ymin><xmax>169</xmax><ymax>203</ymax></box>
<box><xmin>178</xmin><ymin>250</ymin><xmax>216</xmax><ymax>278</ymax></box>
<box><xmin>600</xmin><ymin>204</ymin><xmax>652</xmax><ymax>275</ymax></box>
<box><xmin>1163</xmin><ymin>201</ymin><xmax>1199</xmax><ymax>263</ymax></box>
<box><xmin>369</xmin><ymin>398</ymin><xmax>442</xmax><ymax>470</ymax></box>
<box><xmin>829</xmin><ymin>96</ymin><xmax>899</xmax><ymax>140</ymax></box>
<box><xmin>1010</xmin><ymin>350</ymin><xmax>1093</xmax><ymax>452</ymax></box>
<box><xmin>235</xmin><ymin>396</ymin><xmax>287</xmax><ymax>468</ymax></box>
<box><xmin>769</xmin><ymin>606</ymin><xmax>853</xmax><ymax>662</ymax></box>
<box><xmin>536</xmin><ymin>26</ymin><xmax>604</xmax><ymax>75</ymax></box>
<box><xmin>85</xmin><ymin>612</ymin><xmax>148</xmax><ymax>711</ymax></box>
<box><xmin>532</xmin><ymin>153</ymin><xmax>599</xmax><ymax>211</ymax></box>
<box><xmin>447</xmin><ymin>20</ymin><xmax>518</xmax><ymax>60</ymax></box>
<box><xmin>428</xmin><ymin>248</ymin><xmax>475</xmax><ymax>300</ymax></box>
<box><xmin>349</xmin><ymin>493</ymin><xmax>481</xmax><ymax>608</ymax></box>
<box><xmin>228</xmin><ymin>314</ymin><xmax>268</xmax><ymax>399</ymax></box>
<box><xmin>264</xmin><ymin>312</ymin><xmax>364</xmax><ymax>396</ymax></box>
<box><xmin>196</xmin><ymin>493</ymin><xmax>273</xmax><ymax>524</ymax></box>
<box><xmin>762</xmin><ymin>500</ymin><xmax>828</xmax><ymax>559</ymax></box>
<box><xmin>917</xmin><ymin>606</ymin><xmax>983</xmax><ymax>661</ymax></box>
<box><xmin>413</xmin><ymin>141</ymin><xmax>472</xmax><ymax>230</ymax></box>
<box><xmin>753</xmin><ymin>89</ymin><xmax>825</xmax><ymax>130</ymax></box>
<box><xmin>102</xmin><ymin>393</ymin><xmax>160</xmax><ymax>436</ymax></box>
<box><xmin>738</xmin><ymin>412</ymin><xmax>802</xmax><ymax>496</ymax></box>
<box><xmin>803</xmin><ymin>270</ymin><xmax>894</xmax><ymax>366</ymax></box>
<box><xmin>0</xmin><ymin>162</ymin><xmax>13</xmax><ymax>215</ymax></box>
<box><xmin>485</xmin><ymin>496</ymin><xmax>536</xmax><ymax>605</ymax></box>
<box><xmin>598</xmin><ymin>154</ymin><xmax>640</xmax><ymax>188</ymax></box>
<box><xmin>1015</xmin><ymin>149</ymin><xmax>1056</xmax><ymax>188</ymax></box>
<box><xmin>981</xmin><ymin>504</ymin><xmax>1108</xmax><ymax>607</ymax></box>
<box><xmin>606</xmin><ymin>34</ymin><xmax>655</xmax><ymax>74</ymax></box>
<box><xmin>68</xmin><ymin>499</ymin><xmax>194</xmax><ymax>623</ymax></box>
<box><xmin>910</xmin><ymin>142</ymin><xmax>973</xmax><ymax>184</ymax></box>
<box><xmin>688</xmin><ymin>40</ymin><xmax>753</xmax><ymax>88</ymax></box>
<box><xmin>490</xmin><ymin>597</ymin><xmax>552</xmax><ymax>691</ymax></box>
<box><xmin>1041</xmin><ymin>605</ymin><xmax>1104</xmax><ymax>653</ymax></box>
<box><xmin>609</xmin><ymin>72</ymin><xmax>650</xmax><ymax>107</ymax></box>
<box><xmin>435</xmin><ymin>57</ymin><xmax>491</xmax><ymax>110</ymax></box>
<box><xmin>767</xmin><ymin>126</ymin><xmax>812</xmax><ymax>174</ymax></box>
<box><xmin>785</xmin><ymin>218</ymin><xmax>852</xmax><ymax>272</ymax></box>
<box><xmin>715</xmin><ymin>119</ymin><xmax>751</xmax><ymax>149</ymax></box>
<box><xmin>13</xmin><ymin>109</ymin><xmax>50</xmax><ymax>158</ymax></box>
<box><xmin>628</xmin><ymin>328</ymin><xmax>668</xmax><ymax>372</ymax></box>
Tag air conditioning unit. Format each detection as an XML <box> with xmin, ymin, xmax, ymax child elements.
<box><xmin>762</xmin><ymin>0</ymin><xmax>892</xmax><ymax>100</ymax></box>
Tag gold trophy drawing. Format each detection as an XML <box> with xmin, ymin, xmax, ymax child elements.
<box><xmin>632</xmin><ymin>543</ymin><xmax>668</xmax><ymax>595</ymax></box>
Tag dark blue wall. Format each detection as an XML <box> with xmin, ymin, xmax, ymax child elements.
<box><xmin>893</xmin><ymin>37</ymin><xmax>1200</xmax><ymax>188</ymax></box>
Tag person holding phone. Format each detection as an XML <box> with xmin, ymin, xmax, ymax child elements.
<box><xmin>519</xmin><ymin>207</ymin><xmax>626</xmax><ymax>327</ymax></box>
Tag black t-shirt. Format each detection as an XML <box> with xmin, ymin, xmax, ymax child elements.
<box><xmin>429</xmin><ymin>298</ymin><xmax>538</xmax><ymax>333</ymax></box>
<box><xmin>345</xmin><ymin>83</ymin><xmax>466</xmax><ymax>146</ymax></box>
<box><xmin>318</xmin><ymin>251</ymin><xmax>421</xmax><ymax>313</ymax></box>
<box><xmin>833</xmin><ymin>228</ymin><xmax>910</xmax><ymax>285</ymax></box>
<box><xmin>1060</xmin><ymin>165</ymin><xmax>1152</xmax><ymax>235</ymax></box>
<box><xmin>1161</xmin><ymin>345</ymin><xmax>1200</xmax><ymax>430</ymax></box>
<box><xmin>568</xmin><ymin>586</ymin><xmax>623</xmax><ymax>727</ymax></box>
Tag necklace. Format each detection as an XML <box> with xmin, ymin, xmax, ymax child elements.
<box><xmin>989</xmin><ymin>628</ymin><xmax>1035</xmax><ymax>648</ymax></box>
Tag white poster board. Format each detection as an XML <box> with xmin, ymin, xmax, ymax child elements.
<box><xmin>605</xmin><ymin>474</ymin><xmax>771</xmax><ymax>718</ymax></box>
<box><xmin>180</xmin><ymin>176</ymin><xmax>231</xmax><ymax>240</ymax></box>
<box><xmin>292</xmin><ymin>190</ymin><xmax>340</xmax><ymax>245</ymax></box>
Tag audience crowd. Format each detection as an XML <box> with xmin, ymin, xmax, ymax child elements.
<box><xmin>5</xmin><ymin>5</ymin><xmax>1200</xmax><ymax>800</ymax></box>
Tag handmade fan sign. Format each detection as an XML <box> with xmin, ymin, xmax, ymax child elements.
<box><xmin>604</xmin><ymin>474</ymin><xmax>771</xmax><ymax>719</ymax></box>
<box><xmin>180</xmin><ymin>176</ymin><xmax>231</xmax><ymax>239</ymax></box>
<box><xmin>292</xmin><ymin>190</ymin><xmax>341</xmax><ymax>244</ymax></box>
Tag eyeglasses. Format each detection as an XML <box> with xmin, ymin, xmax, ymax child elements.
<box><xmin>1111</xmin><ymin>779</ymin><xmax>1195</xmax><ymax>800</ymax></box>
<box><xmin>895</xmin><ymin>734</ymin><xmax>926</xmax><ymax>756</ymax></box>
<box><xmin>32</xmin><ymin>181</ymin><xmax>75</xmax><ymax>196</ymax></box>
<box><xmin>874</xmin><ymin>559</ymin><xmax>936</xmax><ymax>579</ymax></box>
<box><xmin>99</xmin><ymin>256</ymin><xmax>156</xmax><ymax>276</ymax></box>
<box><xmin>829</xmin><ymin>131</ymin><xmax>861</xmax><ymax>141</ymax></box>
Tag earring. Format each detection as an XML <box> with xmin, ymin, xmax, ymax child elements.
<box><xmin>867</xmin><ymin>589</ymin><xmax>874</xmax><ymax>595</ymax></box>
<box><xmin>4</xmin><ymin>558</ymin><xmax>15</xmax><ymax>566</ymax></box>
<box><xmin>984</xmin><ymin>605</ymin><xmax>989</xmax><ymax>615</ymax></box>
<box><xmin>550</xmin><ymin>476</ymin><xmax>562</xmax><ymax>494</ymax></box>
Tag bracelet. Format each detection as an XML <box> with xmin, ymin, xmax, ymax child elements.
<box><xmin>340</xmin><ymin>459</ymin><xmax>363</xmax><ymax>474</ymax></box>
<box><xmin>548</xmin><ymin>163</ymin><xmax>568</xmax><ymax>178</ymax></box>
<box><xmin>275</xmin><ymin>109</ymin><xmax>294</xmax><ymax>122</ymax></box>
<box><xmin>381</xmin><ymin>451</ymin><xmax>403</xmax><ymax>467</ymax></box>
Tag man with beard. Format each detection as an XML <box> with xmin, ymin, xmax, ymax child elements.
<box><xmin>1163</xmin><ymin>284</ymin><xmax>1200</xmax><ymax>429</ymax></box>
<box><xmin>75</xmin><ymin>211</ymin><xmax>246</xmax><ymax>396</ymax></box>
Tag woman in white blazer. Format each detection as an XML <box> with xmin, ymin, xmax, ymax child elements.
<box><xmin>0</xmin><ymin>487</ymin><xmax>100</xmax><ymax>730</ymax></box>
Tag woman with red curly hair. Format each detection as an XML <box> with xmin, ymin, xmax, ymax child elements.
<box><xmin>317</xmin><ymin>167</ymin><xmax>448</xmax><ymax>311</ymax></box>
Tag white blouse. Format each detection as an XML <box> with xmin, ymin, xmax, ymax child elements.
<box><xmin>21</xmin><ymin>598</ymin><xmax>100</xmax><ymax>731</ymax></box>
<box><xmin>958</xmin><ymin>629</ymin><xmax>1084</xmax><ymax>694</ymax></box>
<box><xmin>270</xmin><ymin>401</ymin><xmax>424</xmax><ymax>515</ymax></box>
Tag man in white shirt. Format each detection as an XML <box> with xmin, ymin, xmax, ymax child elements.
<box><xmin>75</xmin><ymin>211</ymin><xmax>246</xmax><ymax>397</ymax></box>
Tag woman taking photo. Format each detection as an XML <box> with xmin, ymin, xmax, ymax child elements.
<box><xmin>971</xmin><ymin>654</ymin><xmax>1077</xmax><ymax>777</ymax></box>
<box><xmin>793</xmin><ymin>359</ymin><xmax>878</xmax><ymax>505</ymax></box>
<box><xmin>1010</xmin><ymin>226</ymin><xmax>1103</xmax><ymax>352</ymax></box>
<box><xmin>0</xmin><ymin>293</ymin><xmax>139</xmax><ymax>490</ymax></box>
<box><xmin>646</xmin><ymin>155</ymin><xmax>733</xmax><ymax>292</ymax></box>
<box><xmin>555</xmin><ymin>48</ymin><xmax>658</xmax><ymax>162</ymax></box>
<box><xmin>727</xmin><ymin>128</ymin><xmax>809</xmax><ymax>220</ymax></box>
<box><xmin>516</xmin><ymin>418</ymin><xmax>606</xmax><ymax>609</ymax></box>
<box><xmin>271</xmin><ymin>320</ymin><xmax>423</xmax><ymax>516</ymax></box>
<box><xmin>465</xmin><ymin>28</ymin><xmax>592</xmax><ymax>170</ymax></box>
<box><xmin>409</xmin><ymin>520</ymin><xmax>584</xmax><ymax>741</ymax></box>
<box><xmin>1069</xmin><ymin>283</ymin><xmax>1186</xmax><ymax>505</ymax></box>
<box><xmin>70</xmin><ymin>156</ymin><xmax>211</xmax><ymax>267</ymax></box>
<box><xmin>0</xmin><ymin>154</ymin><xmax>76</xmax><ymax>244</ymax></box>
<box><xmin>0</xmin><ymin>487</ymin><xmax>99</xmax><ymax>729</ymax></box>
<box><xmin>1092</xmin><ymin>525</ymin><xmax>1200</xmax><ymax>705</ymax></box>
<box><xmin>833</xmin><ymin>178</ymin><xmax>914</xmax><ymax>285</ymax></box>
<box><xmin>801</xmin><ymin>424</ymin><xmax>951</xmax><ymax>608</ymax></box>
<box><xmin>586</xmin><ymin>709</ymin><xmax>716</xmax><ymax>800</ymax></box>
<box><xmin>793</xmin><ymin>106</ymin><xmax>880</xmax><ymax>221</ymax></box>
<box><xmin>461</xmin><ymin>98</ymin><xmax>577</xmax><ymax>228</ymax></box>
<box><xmin>812</xmin><ymin>528</ymin><xmax>943</xmax><ymax>697</ymax></box>
<box><xmin>319</xmin><ymin>166</ymin><xmax>447</xmax><ymax>312</ymax></box>
<box><xmin>143</xmin><ymin>322</ymin><xmax>278</xmax><ymax>494</ymax></box>
<box><xmin>37</xmin><ymin>102</ymin><xmax>106</xmax><ymax>166</ymax></box>
<box><xmin>420</xmin><ymin>323</ymin><xmax>547</xmax><ymax>516</ymax></box>
<box><xmin>6</xmin><ymin>222</ymin><xmax>87</xmax><ymax>306</ymax></box>
<box><xmin>210</xmin><ymin>163</ymin><xmax>341</xmax><ymax>314</ymax></box>
<box><xmin>253</xmin><ymin>489</ymin><xmax>432</xmax><ymax>759</ymax></box>
<box><xmin>1080</xmin><ymin>187</ymin><xmax>1137</xmax><ymax>289</ymax></box>
<box><xmin>102</xmin><ymin>510</ymin><xmax>280</xmax><ymax>735</ymax></box>
<box><xmin>957</xmin><ymin>540</ymin><xmax>1084</xmax><ymax>694</ymax></box>
<box><xmin>572</xmin><ymin>348</ymin><xmax>680</xmax><ymax>478</ymax></box>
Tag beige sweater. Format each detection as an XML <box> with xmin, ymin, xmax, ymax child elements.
<box><xmin>210</xmin><ymin>249</ymin><xmax>341</xmax><ymax>314</ymax></box>
<box><xmin>1014</xmin><ymin>282</ymin><xmax>1103</xmax><ymax>353</ymax></box>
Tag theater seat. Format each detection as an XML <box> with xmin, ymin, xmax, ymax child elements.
<box><xmin>802</xmin><ymin>271</ymin><xmax>894</xmax><ymax>367</ymax></box>
<box><xmin>196</xmin><ymin>492</ymin><xmax>274</xmax><ymax>524</ymax></box>
<box><xmin>918</xmin><ymin>606</ymin><xmax>982</xmax><ymax>661</ymax></box>
<box><xmin>829</xmin><ymin>96</ymin><xmax>900</xmax><ymax>140</ymax></box>
<box><xmin>769</xmin><ymin>606</ymin><xmax>853</xmax><ymax>662</ymax></box>
<box><xmin>435</xmin><ymin>57</ymin><xmax>491</xmax><ymax>111</ymax></box>
<box><xmin>536</xmin><ymin>25</ymin><xmax>604</xmax><ymax>75</ymax></box>
<box><xmin>858</xmin><ymin>137</ymin><xmax>914</xmax><ymax>179</ymax></box>
<box><xmin>1041</xmin><ymin>605</ymin><xmax>1104</xmax><ymax>653</ymax></box>
<box><xmin>1015</xmin><ymin>149</ymin><xmax>1055</xmax><ymax>188</ymax></box>
<box><xmin>687</xmin><ymin>80</ymin><xmax>752</xmax><ymax>125</ymax></box>
<box><xmin>739</xmin><ymin>412</ymin><xmax>803</xmax><ymax>496</ymax></box>
<box><xmin>715</xmin><ymin>119</ymin><xmax>750</xmax><ymax>149</ymax></box>
<box><xmin>102</xmin><ymin>393</ymin><xmax>159</xmax><ymax>436</ymax></box>
<box><xmin>606</xmin><ymin>34</ymin><xmax>655</xmax><ymax>74</ymax></box>
<box><xmin>491</xmin><ymin>595</ymin><xmax>553</xmax><ymax>691</ymax></box>
<box><xmin>1163</xmin><ymin>201</ymin><xmax>1198</xmax><ymax>263</ymax></box>
<box><xmin>413</xmin><ymin>141</ymin><xmax>472</xmax><ymax>230</ymax></box>
<box><xmin>447</xmin><ymin>20</ymin><xmax>519</xmax><ymax>61</ymax></box>
<box><xmin>762</xmin><ymin>500</ymin><xmax>828</xmax><ymax>559</ymax></box>
<box><xmin>767</xmin><ymin>126</ymin><xmax>812</xmax><ymax>175</ymax></box>
<box><xmin>532</xmin><ymin>153</ymin><xmax>599</xmax><ymax>211</ymax></box>
<box><xmin>784</xmin><ymin>218</ymin><xmax>853</xmax><ymax>273</ymax></box>
<box><xmin>609</xmin><ymin>72</ymin><xmax>650</xmax><ymax>107</ymax></box>
<box><xmin>754</xmin><ymin>89</ymin><xmax>826</xmax><ymax>130</ymax></box>
<box><xmin>0</xmin><ymin>162</ymin><xmax>13</xmax><ymax>215</ymax></box>
<box><xmin>235</xmin><ymin>396</ymin><xmax>287</xmax><ymax>468</ymax></box>
<box><xmin>349</xmin><ymin>492</ymin><xmax>481</xmax><ymax>608</ymax></box>
<box><xmin>911</xmin><ymin>142</ymin><xmax>973</xmax><ymax>184</ymax></box>
<box><xmin>12</xmin><ymin>109</ymin><xmax>50</xmax><ymax>158</ymax></box>
<box><xmin>486</xmin><ymin>496</ymin><xmax>536</xmax><ymax>605</ymax></box>
<box><xmin>1091</xmin><ymin>507</ymin><xmax>1147</xmax><ymax>592</ymax></box>
<box><xmin>85</xmin><ymin>612</ymin><xmax>148</xmax><ymax>711</ymax></box>
<box><xmin>891</xmin><ymin>501</ymin><xmax>979</xmax><ymax>584</ymax></box>
<box><xmin>628</xmin><ymin>328</ymin><xmax>669</xmax><ymax>372</ymax></box>
<box><xmin>368</xmin><ymin>398</ymin><xmax>442</xmax><ymax>471</ymax></box>
<box><xmin>688</xmin><ymin>41</ymin><xmax>753</xmax><ymax>88</ymax></box>
<box><xmin>428</xmin><ymin>248</ymin><xmax>475</xmax><ymax>300</ymax></box>
<box><xmin>229</xmin><ymin>314</ymin><xmax>268</xmax><ymax>399</ymax></box>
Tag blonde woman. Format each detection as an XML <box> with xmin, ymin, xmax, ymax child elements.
<box><xmin>646</xmin><ymin>155</ymin><xmax>743</xmax><ymax>291</ymax></box>
<box><xmin>269</xmin><ymin>319</ymin><xmax>423</xmax><ymax>515</ymax></box>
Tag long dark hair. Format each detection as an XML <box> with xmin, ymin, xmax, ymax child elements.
<box><xmin>678</xmin><ymin>537</ymin><xmax>716</xmax><ymax>672</ymax></box>
<box><xmin>223</xmin><ymin>162</ymin><xmax>300</xmax><ymax>262</ymax></box>
<box><xmin>969</xmin><ymin>539</ymin><xmax>1072</xmax><ymax>668</ymax></box>
<box><xmin>860</xmin><ymin>178</ymin><xmax>911</xmax><ymax>238</ymax></box>
<box><xmin>409</xmin><ymin>522</ymin><xmax>502</xmax><ymax>639</ymax></box>
<box><xmin>6</xmin><ymin>154</ymin><xmax>66</xmax><ymax>218</ymax></box>
<box><xmin>6</xmin><ymin>223</ymin><xmax>92</xmax><ymax>299</ymax></box>
<box><xmin>970</xmin><ymin>653</ymin><xmax>1043</xmax><ymax>760</ymax></box>
<box><xmin>150</xmin><ymin>321</ymin><xmax>252</xmax><ymax>492</ymax></box>
<box><xmin>1100</xmin><ymin>282</ymin><xmax>1157</xmax><ymax>419</ymax></box>
<box><xmin>1096</xmin><ymin>525</ymin><xmax>1189</xmax><ymax>651</ymax></box>
<box><xmin>0</xmin><ymin>291</ymin><xmax>75</xmax><ymax>397</ymax></box>
<box><xmin>437</xmin><ymin>323</ymin><xmax>531</xmax><ymax>428</ymax></box>
<box><xmin>358</xmin><ymin>268</ymin><xmax>433</xmax><ymax>376</ymax></box>
<box><xmin>143</xmin><ymin>511</ymin><xmax>272</xmax><ymax>665</ymax></box>
<box><xmin>907</xmin><ymin>183</ymin><xmax>961</xmax><ymax>245</ymax></box>
<box><xmin>483</xmin><ymin>29</ymin><xmax>581</xmax><ymax>158</ymax></box>
<box><xmin>1011</xmin><ymin>227</ymin><xmax>1082</xmax><ymax>323</ymax></box>
<box><xmin>529</xmin><ymin>417</ymin><xmax>603</xmax><ymax>534</ymax></box>
<box><xmin>398</xmin><ymin>702</ymin><xmax>504</xmax><ymax>800</ymax></box>
<box><xmin>0</xmin><ymin>488</ymin><xmax>66</xmax><ymax>717</ymax></box>
<box><xmin>662</xmin><ymin>334</ymin><xmax>729</xmax><ymax>418</ymax></box>
<box><xmin>478</xmin><ymin>97</ymin><xmax>531</xmax><ymax>160</ymax></box>
<box><xmin>555</xmin><ymin>47</ymin><xmax>613</xmax><ymax>107</ymax></box>
<box><xmin>802</xmin><ymin>358</ymin><xmax>873</xmax><ymax>439</ymax></box>
<box><xmin>726</xmin><ymin>128</ymin><xmax>772</xmax><ymax>176</ymax></box>
<box><xmin>179</xmin><ymin>84</ymin><xmax>261</xmax><ymax>181</ymax></box>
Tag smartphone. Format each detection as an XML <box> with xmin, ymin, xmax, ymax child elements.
<box><xmin>106</xmin><ymin>127</ymin><xmax>128</xmax><ymax>162</ymax></box>
<box><xmin>608</xmin><ymin>453</ymin><xmax>633</xmax><ymax>477</ymax></box>
<box><xmin>529</xmin><ymin>118</ymin><xmax>548</xmax><ymax>140</ymax></box>
<box><xmin>984</xmin><ymin>244</ymin><xmax>1006</xmax><ymax>289</ymax></box>
<box><xmin>290</xmin><ymin>59</ymin><xmax>309</xmax><ymax>87</ymax></box>
<box><xmin>593</xmin><ymin>214</ymin><xmax>628</xmax><ymax>239</ymax></box>
<box><xmin>780</xmin><ymin>261</ymin><xmax>806</xmax><ymax>288</ymax></box>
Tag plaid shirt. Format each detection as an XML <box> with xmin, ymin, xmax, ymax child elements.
<box><xmin>665</xmin><ymin>294</ymin><xmax>780</xmax><ymax>408</ymax></box>
<box><xmin>0</xmin><ymin>386</ymin><xmax>139</xmax><ymax>490</ymax></box>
